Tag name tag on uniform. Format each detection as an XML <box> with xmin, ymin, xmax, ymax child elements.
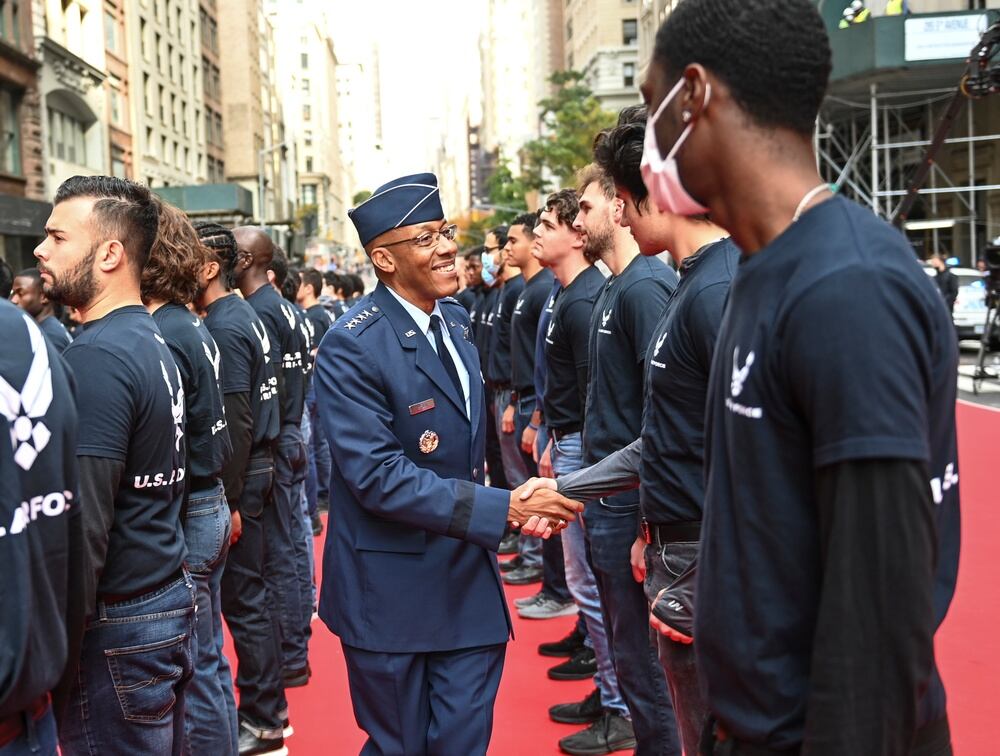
<box><xmin>409</xmin><ymin>398</ymin><xmax>436</xmax><ymax>415</ymax></box>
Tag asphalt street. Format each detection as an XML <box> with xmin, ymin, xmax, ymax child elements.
<box><xmin>958</xmin><ymin>340</ymin><xmax>1000</xmax><ymax>409</ymax></box>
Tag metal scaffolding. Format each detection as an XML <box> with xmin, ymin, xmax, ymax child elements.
<box><xmin>816</xmin><ymin>84</ymin><xmax>1000</xmax><ymax>262</ymax></box>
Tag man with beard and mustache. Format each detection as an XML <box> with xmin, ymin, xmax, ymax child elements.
<box><xmin>35</xmin><ymin>176</ymin><xmax>194</xmax><ymax>755</ymax></box>
<box><xmin>555</xmin><ymin>166</ymin><xmax>679</xmax><ymax>756</ymax></box>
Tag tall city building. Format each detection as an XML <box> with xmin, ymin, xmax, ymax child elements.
<box><xmin>35</xmin><ymin>0</ymin><xmax>110</xmax><ymax>193</ymax></box>
<box><xmin>199</xmin><ymin>0</ymin><xmax>223</xmax><ymax>182</ymax></box>
<box><xmin>637</xmin><ymin>0</ymin><xmax>678</xmax><ymax>71</ymax></box>
<box><xmin>125</xmin><ymin>0</ymin><xmax>207</xmax><ymax>187</ymax></box>
<box><xmin>1</xmin><ymin>0</ymin><xmax>48</xmax><ymax>268</ymax></box>
<box><xmin>563</xmin><ymin>0</ymin><xmax>642</xmax><ymax>111</ymax></box>
<box><xmin>217</xmin><ymin>0</ymin><xmax>290</xmax><ymax>222</ymax></box>
<box><xmin>266</xmin><ymin>0</ymin><xmax>346</xmax><ymax>245</ymax></box>
<box><xmin>104</xmin><ymin>0</ymin><xmax>132</xmax><ymax>179</ymax></box>
<box><xmin>335</xmin><ymin>50</ymin><xmax>387</xmax><ymax>203</ymax></box>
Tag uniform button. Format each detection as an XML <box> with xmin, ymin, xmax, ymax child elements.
<box><xmin>473</xmin><ymin>467</ymin><xmax>479</xmax><ymax>477</ymax></box>
<box><xmin>371</xmin><ymin>306</ymin><xmax>379</xmax><ymax>312</ymax></box>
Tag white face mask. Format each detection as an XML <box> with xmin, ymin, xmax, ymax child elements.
<box><xmin>640</xmin><ymin>77</ymin><xmax>712</xmax><ymax>217</ymax></box>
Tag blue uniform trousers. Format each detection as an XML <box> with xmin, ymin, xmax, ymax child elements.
<box><xmin>343</xmin><ymin>643</ymin><xmax>506</xmax><ymax>756</ymax></box>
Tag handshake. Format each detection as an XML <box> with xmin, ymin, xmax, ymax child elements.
<box><xmin>506</xmin><ymin>478</ymin><xmax>582</xmax><ymax>539</ymax></box>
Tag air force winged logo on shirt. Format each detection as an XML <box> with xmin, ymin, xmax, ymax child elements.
<box><xmin>203</xmin><ymin>340</ymin><xmax>222</xmax><ymax>382</ymax></box>
<box><xmin>601</xmin><ymin>308</ymin><xmax>613</xmax><ymax>328</ymax></box>
<box><xmin>251</xmin><ymin>320</ymin><xmax>271</xmax><ymax>363</ymax></box>
<box><xmin>654</xmin><ymin>330</ymin><xmax>668</xmax><ymax>358</ymax></box>
<box><xmin>160</xmin><ymin>360</ymin><xmax>186</xmax><ymax>452</ymax></box>
<box><xmin>730</xmin><ymin>347</ymin><xmax>755</xmax><ymax>398</ymax></box>
<box><xmin>0</xmin><ymin>314</ymin><xmax>53</xmax><ymax>471</ymax></box>
<box><xmin>280</xmin><ymin>303</ymin><xmax>297</xmax><ymax>332</ymax></box>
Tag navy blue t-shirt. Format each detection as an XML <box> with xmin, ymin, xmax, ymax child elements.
<box><xmin>534</xmin><ymin>281</ymin><xmax>560</xmax><ymax>411</ymax></box>
<box><xmin>63</xmin><ymin>305</ymin><xmax>187</xmax><ymax>596</ymax></box>
<box><xmin>510</xmin><ymin>269</ymin><xmax>555</xmax><ymax>395</ymax></box>
<box><xmin>305</xmin><ymin>304</ymin><xmax>334</xmax><ymax>351</ymax></box>
<box><xmin>583</xmin><ymin>255</ymin><xmax>676</xmax><ymax>469</ymax></box>
<box><xmin>543</xmin><ymin>265</ymin><xmax>606</xmax><ymax>432</ymax></box>
<box><xmin>475</xmin><ymin>284</ymin><xmax>501</xmax><ymax>367</ymax></box>
<box><xmin>152</xmin><ymin>304</ymin><xmax>232</xmax><ymax>483</ymax></box>
<box><xmin>38</xmin><ymin>314</ymin><xmax>73</xmax><ymax>352</ymax></box>
<box><xmin>641</xmin><ymin>239</ymin><xmax>738</xmax><ymax>523</ymax></box>
<box><xmin>0</xmin><ymin>301</ymin><xmax>78</xmax><ymax>717</ymax></box>
<box><xmin>247</xmin><ymin>285</ymin><xmax>306</xmax><ymax>428</ymax></box>
<box><xmin>698</xmin><ymin>197</ymin><xmax>960</xmax><ymax>746</ymax></box>
<box><xmin>486</xmin><ymin>275</ymin><xmax>525</xmax><ymax>386</ymax></box>
<box><xmin>203</xmin><ymin>294</ymin><xmax>279</xmax><ymax>449</ymax></box>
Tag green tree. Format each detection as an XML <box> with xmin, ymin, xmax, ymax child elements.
<box><xmin>484</xmin><ymin>157</ymin><xmax>529</xmax><ymax>224</ymax></box>
<box><xmin>520</xmin><ymin>71</ymin><xmax>617</xmax><ymax>192</ymax></box>
<box><xmin>352</xmin><ymin>189</ymin><xmax>372</xmax><ymax>205</ymax></box>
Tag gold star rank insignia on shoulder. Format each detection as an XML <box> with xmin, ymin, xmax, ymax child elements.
<box><xmin>418</xmin><ymin>430</ymin><xmax>439</xmax><ymax>454</ymax></box>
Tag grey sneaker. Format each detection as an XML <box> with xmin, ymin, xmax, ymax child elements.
<box><xmin>518</xmin><ymin>595</ymin><xmax>578</xmax><ymax>620</ymax></box>
<box><xmin>514</xmin><ymin>591</ymin><xmax>545</xmax><ymax>608</ymax></box>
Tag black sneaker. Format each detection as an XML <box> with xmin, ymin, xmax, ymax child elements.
<box><xmin>502</xmin><ymin>564</ymin><xmax>543</xmax><ymax>585</ymax></box>
<box><xmin>549</xmin><ymin>688</ymin><xmax>603</xmax><ymax>724</ymax></box>
<box><xmin>498</xmin><ymin>532</ymin><xmax>520</xmax><ymax>555</ymax></box>
<box><xmin>558</xmin><ymin>711</ymin><xmax>636</xmax><ymax>755</ymax></box>
<box><xmin>238</xmin><ymin>721</ymin><xmax>287</xmax><ymax>755</ymax></box>
<box><xmin>538</xmin><ymin>625</ymin><xmax>586</xmax><ymax>657</ymax></box>
<box><xmin>499</xmin><ymin>555</ymin><xmax>524</xmax><ymax>573</ymax></box>
<box><xmin>317</xmin><ymin>497</ymin><xmax>329</xmax><ymax>513</ymax></box>
<box><xmin>282</xmin><ymin>663</ymin><xmax>310</xmax><ymax>688</ymax></box>
<box><xmin>548</xmin><ymin>646</ymin><xmax>596</xmax><ymax>681</ymax></box>
<box><xmin>311</xmin><ymin>512</ymin><xmax>324</xmax><ymax>537</ymax></box>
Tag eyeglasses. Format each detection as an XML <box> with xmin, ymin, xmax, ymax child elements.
<box><xmin>382</xmin><ymin>224</ymin><xmax>459</xmax><ymax>250</ymax></box>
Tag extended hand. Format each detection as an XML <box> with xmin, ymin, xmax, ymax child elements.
<box><xmin>508</xmin><ymin>488</ymin><xmax>582</xmax><ymax>538</ymax></box>
<box><xmin>516</xmin><ymin>476</ymin><xmax>557</xmax><ymax>501</ymax></box>
<box><xmin>501</xmin><ymin>405</ymin><xmax>515</xmax><ymax>434</ymax></box>
<box><xmin>538</xmin><ymin>439</ymin><xmax>554</xmax><ymax>478</ymax></box>
<box><xmin>521</xmin><ymin>424</ymin><xmax>537</xmax><ymax>455</ymax></box>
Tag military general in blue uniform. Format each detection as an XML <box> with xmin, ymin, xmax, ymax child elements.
<box><xmin>314</xmin><ymin>173</ymin><xmax>582</xmax><ymax>755</ymax></box>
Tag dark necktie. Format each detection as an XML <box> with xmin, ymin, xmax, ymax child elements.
<box><xmin>429</xmin><ymin>315</ymin><xmax>464</xmax><ymax>400</ymax></box>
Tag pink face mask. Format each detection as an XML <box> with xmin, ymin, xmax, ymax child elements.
<box><xmin>640</xmin><ymin>77</ymin><xmax>712</xmax><ymax>217</ymax></box>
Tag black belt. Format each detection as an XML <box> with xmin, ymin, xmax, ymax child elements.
<box><xmin>641</xmin><ymin>519</ymin><xmax>701</xmax><ymax>546</ymax></box>
<box><xmin>550</xmin><ymin>425</ymin><xmax>581</xmax><ymax>442</ymax></box>
<box><xmin>97</xmin><ymin>566</ymin><xmax>184</xmax><ymax>605</ymax></box>
<box><xmin>510</xmin><ymin>389</ymin><xmax>534</xmax><ymax>402</ymax></box>
<box><xmin>0</xmin><ymin>695</ymin><xmax>49</xmax><ymax>749</ymax></box>
<box><xmin>188</xmin><ymin>475</ymin><xmax>218</xmax><ymax>493</ymax></box>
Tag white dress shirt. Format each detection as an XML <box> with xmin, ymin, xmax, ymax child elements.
<box><xmin>386</xmin><ymin>286</ymin><xmax>471</xmax><ymax>417</ymax></box>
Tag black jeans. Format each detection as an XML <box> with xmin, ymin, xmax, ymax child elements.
<box><xmin>220</xmin><ymin>451</ymin><xmax>284</xmax><ymax>731</ymax></box>
<box><xmin>645</xmin><ymin>540</ymin><xmax>705</xmax><ymax>756</ymax></box>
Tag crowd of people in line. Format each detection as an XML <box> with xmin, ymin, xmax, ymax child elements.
<box><xmin>1</xmin><ymin>2</ymin><xmax>962</xmax><ymax>756</ymax></box>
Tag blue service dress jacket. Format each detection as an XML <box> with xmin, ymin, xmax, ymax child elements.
<box><xmin>314</xmin><ymin>282</ymin><xmax>513</xmax><ymax>653</ymax></box>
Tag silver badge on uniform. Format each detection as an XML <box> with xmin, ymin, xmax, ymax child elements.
<box><xmin>418</xmin><ymin>430</ymin><xmax>439</xmax><ymax>454</ymax></box>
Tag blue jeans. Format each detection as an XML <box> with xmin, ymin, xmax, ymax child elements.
<box><xmin>496</xmin><ymin>391</ymin><xmax>542</xmax><ymax>569</ymax></box>
<box><xmin>585</xmin><ymin>499</ymin><xmax>680</xmax><ymax>755</ymax></box>
<box><xmin>271</xmin><ymin>428</ymin><xmax>312</xmax><ymax>670</ymax></box>
<box><xmin>60</xmin><ymin>573</ymin><xmax>196</xmax><ymax>756</ymax></box>
<box><xmin>220</xmin><ymin>452</ymin><xmax>284</xmax><ymax>731</ymax></box>
<box><xmin>0</xmin><ymin>706</ymin><xmax>57</xmax><ymax>756</ymax></box>
<box><xmin>304</xmin><ymin>392</ymin><xmax>331</xmax><ymax>516</ymax></box>
<box><xmin>551</xmin><ymin>432</ymin><xmax>626</xmax><ymax>716</ymax></box>
<box><xmin>644</xmin><ymin>541</ymin><xmax>705</xmax><ymax>756</ymax></box>
<box><xmin>183</xmin><ymin>483</ymin><xmax>238</xmax><ymax>755</ymax></box>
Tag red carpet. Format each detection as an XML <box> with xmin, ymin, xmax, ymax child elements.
<box><xmin>227</xmin><ymin>400</ymin><xmax>999</xmax><ymax>754</ymax></box>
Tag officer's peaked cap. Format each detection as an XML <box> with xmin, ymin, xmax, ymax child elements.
<box><xmin>348</xmin><ymin>172</ymin><xmax>444</xmax><ymax>248</ymax></box>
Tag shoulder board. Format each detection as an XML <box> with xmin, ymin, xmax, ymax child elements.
<box><xmin>440</xmin><ymin>296</ymin><xmax>460</xmax><ymax>304</ymax></box>
<box><xmin>340</xmin><ymin>306</ymin><xmax>382</xmax><ymax>336</ymax></box>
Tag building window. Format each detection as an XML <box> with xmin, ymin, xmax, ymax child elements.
<box><xmin>104</xmin><ymin>11</ymin><xmax>117</xmax><ymax>52</ymax></box>
<box><xmin>302</xmin><ymin>78</ymin><xmax>310</xmax><ymax>94</ymax></box>
<box><xmin>141</xmin><ymin>18</ymin><xmax>148</xmax><ymax>59</ymax></box>
<box><xmin>301</xmin><ymin>52</ymin><xmax>308</xmax><ymax>69</ymax></box>
<box><xmin>303</xmin><ymin>103</ymin><xmax>311</xmax><ymax>121</ymax></box>
<box><xmin>566</xmin><ymin>19</ymin><xmax>572</xmax><ymax>41</ymax></box>
<box><xmin>0</xmin><ymin>88</ymin><xmax>21</xmax><ymax>176</ymax></box>
<box><xmin>301</xmin><ymin>184</ymin><xmax>317</xmax><ymax>205</ymax></box>
<box><xmin>109</xmin><ymin>87</ymin><xmax>121</xmax><ymax>124</ymax></box>
<box><xmin>48</xmin><ymin>107</ymin><xmax>87</xmax><ymax>166</ymax></box>
<box><xmin>305</xmin><ymin>156</ymin><xmax>313</xmax><ymax>172</ymax></box>
<box><xmin>304</xmin><ymin>131</ymin><xmax>312</xmax><ymax>147</ymax></box>
<box><xmin>146</xmin><ymin>127</ymin><xmax>154</xmax><ymax>157</ymax></box>
<box><xmin>622</xmin><ymin>19</ymin><xmax>638</xmax><ymax>46</ymax></box>
<box><xmin>214</xmin><ymin>112</ymin><xmax>222</xmax><ymax>145</ymax></box>
<box><xmin>111</xmin><ymin>156</ymin><xmax>126</xmax><ymax>177</ymax></box>
<box><xmin>623</xmin><ymin>61</ymin><xmax>635</xmax><ymax>88</ymax></box>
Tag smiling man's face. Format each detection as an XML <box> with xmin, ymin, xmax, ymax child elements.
<box><xmin>372</xmin><ymin>219</ymin><xmax>460</xmax><ymax>306</ymax></box>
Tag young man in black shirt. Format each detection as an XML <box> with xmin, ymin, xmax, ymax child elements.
<box><xmin>455</xmin><ymin>247</ymin><xmax>484</xmax><ymax>318</ymax></box>
<box><xmin>142</xmin><ymin>201</ymin><xmax>237</xmax><ymax>755</ymax></box>
<box><xmin>9</xmin><ymin>268</ymin><xmax>73</xmax><ymax>351</ymax></box>
<box><xmin>234</xmin><ymin>227</ymin><xmax>313</xmax><ymax>696</ymax></box>
<box><xmin>195</xmin><ymin>222</ymin><xmax>286</xmax><ymax>755</ymax></box>
<box><xmin>297</xmin><ymin>268</ymin><xmax>333</xmax><ymax>531</ymax></box>
<box><xmin>572</xmin><ymin>164</ymin><xmax>680</xmax><ymax>756</ymax></box>
<box><xmin>523</xmin><ymin>109</ymin><xmax>738</xmax><ymax>754</ymax></box>
<box><xmin>35</xmin><ymin>176</ymin><xmax>194</xmax><ymax>756</ymax></box>
<box><xmin>537</xmin><ymin>190</ymin><xmax>633</xmax><ymax>755</ymax></box>
<box><xmin>647</xmin><ymin>2</ymin><xmax>959</xmax><ymax>753</ymax></box>
<box><xmin>0</xmin><ymin>299</ymin><xmax>79</xmax><ymax>755</ymax></box>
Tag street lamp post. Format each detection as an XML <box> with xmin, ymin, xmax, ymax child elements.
<box><xmin>258</xmin><ymin>140</ymin><xmax>290</xmax><ymax>229</ymax></box>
